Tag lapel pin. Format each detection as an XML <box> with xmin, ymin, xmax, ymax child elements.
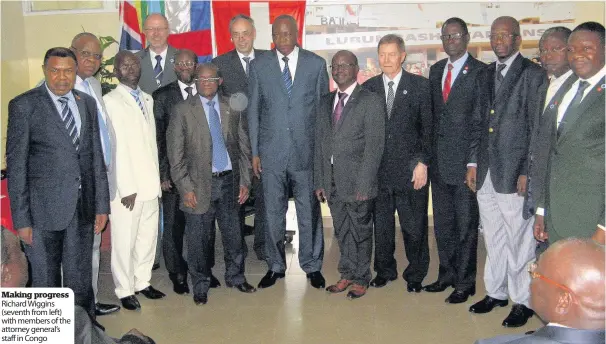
<box><xmin>549</xmin><ymin>104</ymin><xmax>555</xmax><ymax>109</ymax></box>
<box><xmin>169</xmin><ymin>58</ymin><xmax>175</xmax><ymax>64</ymax></box>
<box><xmin>462</xmin><ymin>66</ymin><xmax>469</xmax><ymax>74</ymax></box>
<box><xmin>75</xmin><ymin>94</ymin><xmax>81</xmax><ymax>100</ymax></box>
<box><xmin>598</xmin><ymin>84</ymin><xmax>605</xmax><ymax>92</ymax></box>
<box><xmin>403</xmin><ymin>90</ymin><xmax>408</xmax><ymax>95</ymax></box>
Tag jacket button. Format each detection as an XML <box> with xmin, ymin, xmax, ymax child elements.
<box><xmin>489</xmin><ymin>128</ymin><xmax>494</xmax><ymax>133</ymax></box>
<box><xmin>490</xmin><ymin>109</ymin><xmax>495</xmax><ymax>114</ymax></box>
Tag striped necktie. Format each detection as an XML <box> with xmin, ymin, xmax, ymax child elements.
<box><xmin>130</xmin><ymin>90</ymin><xmax>146</xmax><ymax>117</ymax></box>
<box><xmin>242</xmin><ymin>56</ymin><xmax>251</xmax><ymax>77</ymax></box>
<box><xmin>58</xmin><ymin>97</ymin><xmax>79</xmax><ymax>151</ymax></box>
<box><xmin>386</xmin><ymin>81</ymin><xmax>395</xmax><ymax>119</ymax></box>
<box><xmin>154</xmin><ymin>55</ymin><xmax>163</xmax><ymax>87</ymax></box>
<box><xmin>282</xmin><ymin>56</ymin><xmax>293</xmax><ymax>97</ymax></box>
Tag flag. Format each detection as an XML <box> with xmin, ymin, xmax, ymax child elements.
<box><xmin>119</xmin><ymin>0</ymin><xmax>213</xmax><ymax>62</ymax></box>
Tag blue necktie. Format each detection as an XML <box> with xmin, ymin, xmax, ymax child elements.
<box><xmin>207</xmin><ymin>100</ymin><xmax>229</xmax><ymax>171</ymax></box>
<box><xmin>58</xmin><ymin>97</ymin><xmax>79</xmax><ymax>151</ymax></box>
<box><xmin>83</xmin><ymin>80</ymin><xmax>111</xmax><ymax>166</ymax></box>
<box><xmin>130</xmin><ymin>90</ymin><xmax>146</xmax><ymax>117</ymax></box>
<box><xmin>154</xmin><ymin>55</ymin><xmax>163</xmax><ymax>87</ymax></box>
<box><xmin>282</xmin><ymin>56</ymin><xmax>293</xmax><ymax>97</ymax></box>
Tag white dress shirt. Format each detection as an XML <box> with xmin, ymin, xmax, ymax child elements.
<box><xmin>496</xmin><ymin>51</ymin><xmax>521</xmax><ymax>79</ymax></box>
<box><xmin>46</xmin><ymin>83</ymin><xmax>81</xmax><ymax>134</ymax></box>
<box><xmin>544</xmin><ymin>69</ymin><xmax>574</xmax><ymax>110</ymax></box>
<box><xmin>149</xmin><ymin>47</ymin><xmax>168</xmax><ymax>70</ymax></box>
<box><xmin>237</xmin><ymin>50</ymin><xmax>255</xmax><ymax>73</ymax></box>
<box><xmin>441</xmin><ymin>52</ymin><xmax>469</xmax><ymax>90</ymax></box>
<box><xmin>276</xmin><ymin>46</ymin><xmax>299</xmax><ymax>83</ymax></box>
<box><xmin>331</xmin><ymin>82</ymin><xmax>358</xmax><ymax>164</ymax></box>
<box><xmin>382</xmin><ymin>69</ymin><xmax>402</xmax><ymax>103</ymax></box>
<box><xmin>177</xmin><ymin>80</ymin><xmax>197</xmax><ymax>100</ymax></box>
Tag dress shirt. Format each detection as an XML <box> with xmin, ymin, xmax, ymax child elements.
<box><xmin>199</xmin><ymin>94</ymin><xmax>233</xmax><ymax>173</ymax></box>
<box><xmin>75</xmin><ymin>76</ymin><xmax>110</xmax><ymax>162</ymax></box>
<box><xmin>331</xmin><ymin>82</ymin><xmax>358</xmax><ymax>164</ymax></box>
<box><xmin>496</xmin><ymin>51</ymin><xmax>520</xmax><ymax>79</ymax></box>
<box><xmin>276</xmin><ymin>46</ymin><xmax>299</xmax><ymax>83</ymax></box>
<box><xmin>544</xmin><ymin>69</ymin><xmax>574</xmax><ymax>110</ymax></box>
<box><xmin>149</xmin><ymin>47</ymin><xmax>168</xmax><ymax>70</ymax></box>
<box><xmin>177</xmin><ymin>80</ymin><xmax>197</xmax><ymax>100</ymax></box>
<box><xmin>441</xmin><ymin>52</ymin><xmax>469</xmax><ymax>89</ymax></box>
<box><xmin>547</xmin><ymin>323</ymin><xmax>570</xmax><ymax>328</ymax></box>
<box><xmin>382</xmin><ymin>69</ymin><xmax>402</xmax><ymax>103</ymax></box>
<box><xmin>237</xmin><ymin>49</ymin><xmax>256</xmax><ymax>72</ymax></box>
<box><xmin>121</xmin><ymin>84</ymin><xmax>148</xmax><ymax>117</ymax></box>
<box><xmin>46</xmin><ymin>83</ymin><xmax>81</xmax><ymax>134</ymax></box>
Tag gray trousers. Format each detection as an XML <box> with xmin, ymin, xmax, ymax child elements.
<box><xmin>92</xmin><ymin>232</ymin><xmax>101</xmax><ymax>302</ymax></box>
<box><xmin>261</xmin><ymin>167</ymin><xmax>324</xmax><ymax>274</ymax></box>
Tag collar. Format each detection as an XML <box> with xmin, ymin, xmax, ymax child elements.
<box><xmin>150</xmin><ymin>47</ymin><xmax>168</xmax><ymax>61</ymax></box>
<box><xmin>579</xmin><ymin>64</ymin><xmax>606</xmax><ymax>85</ymax></box>
<box><xmin>497</xmin><ymin>51</ymin><xmax>520</xmax><ymax>69</ymax></box>
<box><xmin>276</xmin><ymin>46</ymin><xmax>299</xmax><ymax>61</ymax></box>
<box><xmin>177</xmin><ymin>80</ymin><xmax>197</xmax><ymax>95</ymax></box>
<box><xmin>551</xmin><ymin>69</ymin><xmax>574</xmax><ymax>83</ymax></box>
<box><xmin>448</xmin><ymin>52</ymin><xmax>469</xmax><ymax>68</ymax></box>
<box><xmin>76</xmin><ymin>75</ymin><xmax>86</xmax><ymax>86</ymax></box>
<box><xmin>199</xmin><ymin>93</ymin><xmax>219</xmax><ymax>106</ymax></box>
<box><xmin>237</xmin><ymin>50</ymin><xmax>255</xmax><ymax>60</ymax></box>
<box><xmin>336</xmin><ymin>82</ymin><xmax>357</xmax><ymax>97</ymax></box>
<box><xmin>45</xmin><ymin>83</ymin><xmax>76</xmax><ymax>103</ymax></box>
<box><xmin>383</xmin><ymin>69</ymin><xmax>403</xmax><ymax>87</ymax></box>
<box><xmin>121</xmin><ymin>83</ymin><xmax>142</xmax><ymax>94</ymax></box>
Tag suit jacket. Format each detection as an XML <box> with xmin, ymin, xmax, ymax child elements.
<box><xmin>469</xmin><ymin>54</ymin><xmax>548</xmax><ymax>193</ymax></box>
<box><xmin>6</xmin><ymin>85</ymin><xmax>110</xmax><ymax>231</ymax></box>
<box><xmin>167</xmin><ymin>95</ymin><xmax>252</xmax><ymax>215</ymax></box>
<box><xmin>475</xmin><ymin>326</ymin><xmax>605</xmax><ymax>344</ymax></box>
<box><xmin>103</xmin><ymin>84</ymin><xmax>161</xmax><ymax>202</ymax></box>
<box><xmin>430</xmin><ymin>55</ymin><xmax>485</xmax><ymax>185</ymax></box>
<box><xmin>363</xmin><ymin>69</ymin><xmax>432</xmax><ymax>189</ymax></box>
<box><xmin>212</xmin><ymin>48</ymin><xmax>268</xmax><ymax>98</ymax></box>
<box><xmin>248</xmin><ymin>48</ymin><xmax>329</xmax><ymax>171</ymax></box>
<box><xmin>135</xmin><ymin>46</ymin><xmax>178</xmax><ymax>95</ymax></box>
<box><xmin>537</xmin><ymin>76</ymin><xmax>605</xmax><ymax>238</ymax></box>
<box><xmin>314</xmin><ymin>85</ymin><xmax>385</xmax><ymax>201</ymax></box>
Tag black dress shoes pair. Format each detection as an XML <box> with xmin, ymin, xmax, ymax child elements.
<box><xmin>95</xmin><ymin>303</ymin><xmax>120</xmax><ymax>316</ymax></box>
<box><xmin>257</xmin><ymin>270</ymin><xmax>286</xmax><ymax>289</ymax></box>
<box><xmin>407</xmin><ymin>282</ymin><xmax>423</xmax><ymax>293</ymax></box>
<box><xmin>193</xmin><ymin>293</ymin><xmax>208</xmax><ymax>305</ymax></box>
<box><xmin>120</xmin><ymin>295</ymin><xmax>141</xmax><ymax>311</ymax></box>
<box><xmin>469</xmin><ymin>295</ymin><xmax>509</xmax><ymax>313</ymax></box>
<box><xmin>369</xmin><ymin>275</ymin><xmax>396</xmax><ymax>288</ymax></box>
<box><xmin>306</xmin><ymin>271</ymin><xmax>326</xmax><ymax>289</ymax></box>
<box><xmin>502</xmin><ymin>304</ymin><xmax>534</xmax><ymax>328</ymax></box>
<box><xmin>445</xmin><ymin>287</ymin><xmax>475</xmax><ymax>304</ymax></box>
<box><xmin>210</xmin><ymin>274</ymin><xmax>221</xmax><ymax>288</ymax></box>
<box><xmin>226</xmin><ymin>281</ymin><xmax>257</xmax><ymax>293</ymax></box>
<box><xmin>422</xmin><ymin>280</ymin><xmax>453</xmax><ymax>293</ymax></box>
<box><xmin>135</xmin><ymin>286</ymin><xmax>166</xmax><ymax>299</ymax></box>
<box><xmin>170</xmin><ymin>274</ymin><xmax>190</xmax><ymax>295</ymax></box>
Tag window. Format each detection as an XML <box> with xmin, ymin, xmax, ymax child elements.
<box><xmin>23</xmin><ymin>1</ymin><xmax>118</xmax><ymax>15</ymax></box>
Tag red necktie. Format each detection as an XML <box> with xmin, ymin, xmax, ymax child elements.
<box><xmin>442</xmin><ymin>63</ymin><xmax>454</xmax><ymax>102</ymax></box>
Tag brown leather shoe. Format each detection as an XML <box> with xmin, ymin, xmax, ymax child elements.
<box><xmin>326</xmin><ymin>279</ymin><xmax>352</xmax><ymax>293</ymax></box>
<box><xmin>346</xmin><ymin>284</ymin><xmax>367</xmax><ymax>300</ymax></box>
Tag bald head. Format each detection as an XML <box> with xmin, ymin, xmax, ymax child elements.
<box><xmin>143</xmin><ymin>13</ymin><xmax>170</xmax><ymax>53</ymax></box>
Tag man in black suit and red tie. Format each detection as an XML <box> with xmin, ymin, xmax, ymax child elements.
<box><xmin>363</xmin><ymin>34</ymin><xmax>433</xmax><ymax>292</ymax></box>
<box><xmin>424</xmin><ymin>17</ymin><xmax>484</xmax><ymax>304</ymax></box>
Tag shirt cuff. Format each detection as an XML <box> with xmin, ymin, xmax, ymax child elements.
<box><xmin>467</xmin><ymin>163</ymin><xmax>477</xmax><ymax>167</ymax></box>
<box><xmin>536</xmin><ymin>207</ymin><xmax>545</xmax><ymax>216</ymax></box>
<box><xmin>598</xmin><ymin>224</ymin><xmax>605</xmax><ymax>231</ymax></box>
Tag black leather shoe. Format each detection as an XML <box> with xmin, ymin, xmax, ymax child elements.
<box><xmin>95</xmin><ymin>303</ymin><xmax>120</xmax><ymax>316</ymax></box>
<box><xmin>422</xmin><ymin>280</ymin><xmax>453</xmax><ymax>293</ymax></box>
<box><xmin>227</xmin><ymin>281</ymin><xmax>257</xmax><ymax>293</ymax></box>
<box><xmin>445</xmin><ymin>287</ymin><xmax>476</xmax><ymax>304</ymax></box>
<box><xmin>135</xmin><ymin>286</ymin><xmax>166</xmax><ymax>299</ymax></box>
<box><xmin>370</xmin><ymin>276</ymin><xmax>396</xmax><ymax>288</ymax></box>
<box><xmin>171</xmin><ymin>279</ymin><xmax>189</xmax><ymax>295</ymax></box>
<box><xmin>307</xmin><ymin>271</ymin><xmax>326</xmax><ymax>289</ymax></box>
<box><xmin>120</xmin><ymin>296</ymin><xmax>141</xmax><ymax>310</ymax></box>
<box><xmin>257</xmin><ymin>270</ymin><xmax>286</xmax><ymax>289</ymax></box>
<box><xmin>502</xmin><ymin>304</ymin><xmax>534</xmax><ymax>328</ymax></box>
<box><xmin>469</xmin><ymin>296</ymin><xmax>509</xmax><ymax>314</ymax></box>
<box><xmin>407</xmin><ymin>282</ymin><xmax>423</xmax><ymax>293</ymax></box>
<box><xmin>210</xmin><ymin>274</ymin><xmax>221</xmax><ymax>288</ymax></box>
<box><xmin>193</xmin><ymin>293</ymin><xmax>208</xmax><ymax>305</ymax></box>
<box><xmin>152</xmin><ymin>263</ymin><xmax>160</xmax><ymax>271</ymax></box>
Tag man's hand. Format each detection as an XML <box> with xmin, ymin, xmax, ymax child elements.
<box><xmin>534</xmin><ymin>215</ymin><xmax>548</xmax><ymax>242</ymax></box>
<box><xmin>355</xmin><ymin>192</ymin><xmax>369</xmax><ymax>201</ymax></box>
<box><xmin>466</xmin><ymin>167</ymin><xmax>477</xmax><ymax>193</ymax></box>
<box><xmin>161</xmin><ymin>180</ymin><xmax>172</xmax><ymax>192</ymax></box>
<box><xmin>411</xmin><ymin>162</ymin><xmax>428</xmax><ymax>190</ymax></box>
<box><xmin>592</xmin><ymin>227</ymin><xmax>605</xmax><ymax>245</ymax></box>
<box><xmin>252</xmin><ymin>157</ymin><xmax>262</xmax><ymax>179</ymax></box>
<box><xmin>517</xmin><ymin>175</ymin><xmax>528</xmax><ymax>196</ymax></box>
<box><xmin>184</xmin><ymin>192</ymin><xmax>197</xmax><ymax>209</ymax></box>
<box><xmin>94</xmin><ymin>214</ymin><xmax>108</xmax><ymax>234</ymax></box>
<box><xmin>238</xmin><ymin>186</ymin><xmax>249</xmax><ymax>205</ymax></box>
<box><xmin>315</xmin><ymin>189</ymin><xmax>326</xmax><ymax>203</ymax></box>
<box><xmin>121</xmin><ymin>193</ymin><xmax>137</xmax><ymax>211</ymax></box>
<box><xmin>17</xmin><ymin>227</ymin><xmax>33</xmax><ymax>246</ymax></box>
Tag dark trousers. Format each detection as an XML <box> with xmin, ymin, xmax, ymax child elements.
<box><xmin>262</xmin><ymin>167</ymin><xmax>324</xmax><ymax>274</ymax></box>
<box><xmin>161</xmin><ymin>190</ymin><xmax>187</xmax><ymax>281</ymax></box>
<box><xmin>237</xmin><ymin>176</ymin><xmax>266</xmax><ymax>259</ymax></box>
<box><xmin>328</xmin><ymin>185</ymin><xmax>374</xmax><ymax>286</ymax></box>
<box><xmin>24</xmin><ymin>197</ymin><xmax>94</xmax><ymax>318</ymax></box>
<box><xmin>373</xmin><ymin>184</ymin><xmax>429</xmax><ymax>283</ymax></box>
<box><xmin>184</xmin><ymin>174</ymin><xmax>246</xmax><ymax>296</ymax></box>
<box><xmin>431</xmin><ymin>173</ymin><xmax>479</xmax><ymax>290</ymax></box>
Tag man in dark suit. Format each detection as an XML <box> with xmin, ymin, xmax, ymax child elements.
<box><xmin>167</xmin><ymin>63</ymin><xmax>256</xmax><ymax>305</ymax></box>
<box><xmin>248</xmin><ymin>15</ymin><xmax>329</xmax><ymax>289</ymax></box>
<box><xmin>533</xmin><ymin>22</ymin><xmax>605</xmax><ymax>244</ymax></box>
<box><xmin>475</xmin><ymin>238</ymin><xmax>605</xmax><ymax>344</ymax></box>
<box><xmin>315</xmin><ymin>50</ymin><xmax>385</xmax><ymax>300</ymax></box>
<box><xmin>212</xmin><ymin>14</ymin><xmax>268</xmax><ymax>261</ymax></box>
<box><xmin>424</xmin><ymin>17</ymin><xmax>484</xmax><ymax>304</ymax></box>
<box><xmin>466</xmin><ymin>16</ymin><xmax>548</xmax><ymax>327</ymax></box>
<box><xmin>363</xmin><ymin>34</ymin><xmax>432</xmax><ymax>292</ymax></box>
<box><xmin>6</xmin><ymin>47</ymin><xmax>110</xmax><ymax>318</ymax></box>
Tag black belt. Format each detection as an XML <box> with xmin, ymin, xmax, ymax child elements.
<box><xmin>212</xmin><ymin>170</ymin><xmax>232</xmax><ymax>178</ymax></box>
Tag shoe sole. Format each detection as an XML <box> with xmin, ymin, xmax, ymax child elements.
<box><xmin>469</xmin><ymin>302</ymin><xmax>509</xmax><ymax>314</ymax></box>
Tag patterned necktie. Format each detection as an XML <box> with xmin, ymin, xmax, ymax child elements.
<box><xmin>184</xmin><ymin>86</ymin><xmax>193</xmax><ymax>100</ymax></box>
<box><xmin>333</xmin><ymin>92</ymin><xmax>347</xmax><ymax>126</ymax></box>
<box><xmin>494</xmin><ymin>63</ymin><xmax>506</xmax><ymax>93</ymax></box>
<box><xmin>154</xmin><ymin>55</ymin><xmax>163</xmax><ymax>87</ymax></box>
<box><xmin>443</xmin><ymin>63</ymin><xmax>454</xmax><ymax>102</ymax></box>
<box><xmin>83</xmin><ymin>80</ymin><xmax>111</xmax><ymax>165</ymax></box>
<box><xmin>386</xmin><ymin>81</ymin><xmax>395</xmax><ymax>119</ymax></box>
<box><xmin>242</xmin><ymin>56</ymin><xmax>251</xmax><ymax>77</ymax></box>
<box><xmin>282</xmin><ymin>56</ymin><xmax>293</xmax><ymax>97</ymax></box>
<box><xmin>58</xmin><ymin>97</ymin><xmax>79</xmax><ymax>151</ymax></box>
<box><xmin>207</xmin><ymin>100</ymin><xmax>229</xmax><ymax>171</ymax></box>
<box><xmin>130</xmin><ymin>90</ymin><xmax>146</xmax><ymax>117</ymax></box>
<box><xmin>558</xmin><ymin>80</ymin><xmax>590</xmax><ymax>138</ymax></box>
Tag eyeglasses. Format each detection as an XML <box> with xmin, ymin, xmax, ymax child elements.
<box><xmin>272</xmin><ymin>32</ymin><xmax>293</xmax><ymax>39</ymax></box>
<box><xmin>527</xmin><ymin>262</ymin><xmax>574</xmax><ymax>294</ymax></box>
<box><xmin>539</xmin><ymin>46</ymin><xmax>567</xmax><ymax>56</ymax></box>
<box><xmin>489</xmin><ymin>33</ymin><xmax>518</xmax><ymax>41</ymax></box>
<box><xmin>440</xmin><ymin>33</ymin><xmax>465</xmax><ymax>41</ymax></box>
<box><xmin>567</xmin><ymin>46</ymin><xmax>596</xmax><ymax>54</ymax></box>
<box><xmin>176</xmin><ymin>61</ymin><xmax>196</xmax><ymax>68</ymax></box>
<box><xmin>330</xmin><ymin>63</ymin><xmax>357</xmax><ymax>70</ymax></box>
<box><xmin>71</xmin><ymin>47</ymin><xmax>102</xmax><ymax>61</ymax></box>
<box><xmin>195</xmin><ymin>77</ymin><xmax>220</xmax><ymax>83</ymax></box>
<box><xmin>232</xmin><ymin>31</ymin><xmax>253</xmax><ymax>39</ymax></box>
<box><xmin>144</xmin><ymin>27</ymin><xmax>168</xmax><ymax>33</ymax></box>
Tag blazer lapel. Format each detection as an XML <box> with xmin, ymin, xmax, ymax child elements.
<box><xmin>494</xmin><ymin>54</ymin><xmax>524</xmax><ymax>104</ymax></box>
<box><xmin>140</xmin><ymin>48</ymin><xmax>154</xmax><ymax>82</ymax></box>
<box><xmin>391</xmin><ymin>69</ymin><xmax>410</xmax><ymax>118</ymax></box>
<box><xmin>559</xmin><ymin>76</ymin><xmax>605</xmax><ymax>141</ymax></box>
<box><xmin>486</xmin><ymin>63</ymin><xmax>497</xmax><ymax>104</ymax></box>
<box><xmin>291</xmin><ymin>49</ymin><xmax>307</xmax><ymax>97</ymax></box>
<box><xmin>192</xmin><ymin>96</ymin><xmax>210</xmax><ymax>132</ymax></box>
<box><xmin>73</xmin><ymin>90</ymin><xmax>88</xmax><ymax>139</ymax></box>
<box><xmin>446</xmin><ymin>56</ymin><xmax>472</xmax><ymax>105</ymax></box>
<box><xmin>162</xmin><ymin>46</ymin><xmax>177</xmax><ymax>85</ymax></box>
<box><xmin>230</xmin><ymin>50</ymin><xmax>247</xmax><ymax>77</ymax></box>
<box><xmin>218</xmin><ymin>98</ymin><xmax>231</xmax><ymax>142</ymax></box>
<box><xmin>39</xmin><ymin>87</ymin><xmax>73</xmax><ymax>147</ymax></box>
<box><xmin>335</xmin><ymin>85</ymin><xmax>361</xmax><ymax>132</ymax></box>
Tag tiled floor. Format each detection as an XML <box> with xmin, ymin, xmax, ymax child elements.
<box><xmin>97</xmin><ymin>217</ymin><xmax>542</xmax><ymax>344</ymax></box>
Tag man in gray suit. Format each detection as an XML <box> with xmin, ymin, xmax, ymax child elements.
<box><xmin>167</xmin><ymin>63</ymin><xmax>256</xmax><ymax>305</ymax></box>
<box><xmin>7</xmin><ymin>47</ymin><xmax>110</xmax><ymax>318</ymax></box>
<box><xmin>70</xmin><ymin>32</ymin><xmax>120</xmax><ymax>317</ymax></box>
<box><xmin>135</xmin><ymin>12</ymin><xmax>178</xmax><ymax>270</ymax></box>
<box><xmin>475</xmin><ymin>237</ymin><xmax>605</xmax><ymax>344</ymax></box>
<box><xmin>315</xmin><ymin>51</ymin><xmax>385</xmax><ymax>300</ymax></box>
<box><xmin>248</xmin><ymin>15</ymin><xmax>329</xmax><ymax>289</ymax></box>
